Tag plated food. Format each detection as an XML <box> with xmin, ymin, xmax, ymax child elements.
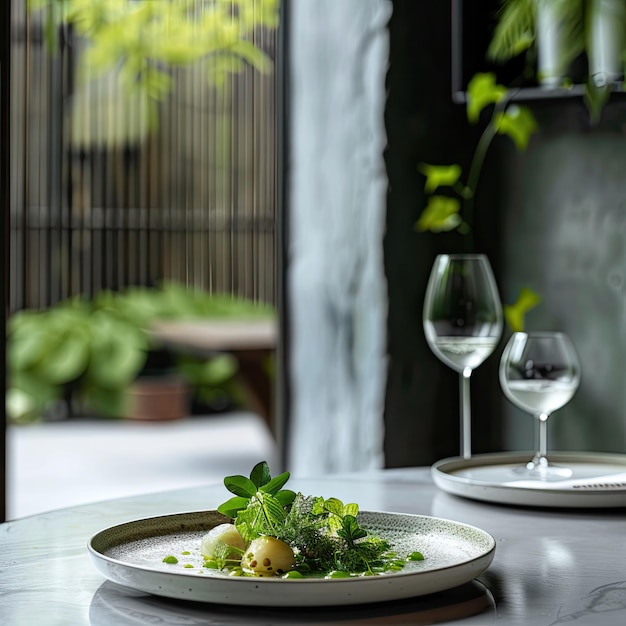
<box><xmin>87</xmin><ymin>461</ymin><xmax>497</xmax><ymax>606</ymax></box>
<box><xmin>194</xmin><ymin>461</ymin><xmax>423</xmax><ymax>579</ymax></box>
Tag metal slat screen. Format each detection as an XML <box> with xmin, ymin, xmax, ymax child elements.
<box><xmin>10</xmin><ymin>0</ymin><xmax>278</xmax><ymax>313</ymax></box>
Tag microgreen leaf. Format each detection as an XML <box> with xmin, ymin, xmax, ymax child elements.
<box><xmin>217</xmin><ymin>496</ymin><xmax>251</xmax><ymax>518</ymax></box>
<box><xmin>223</xmin><ymin>475</ymin><xmax>257</xmax><ymax>498</ymax></box>
<box><xmin>260</xmin><ymin>471</ymin><xmax>291</xmax><ymax>495</ymax></box>
<box><xmin>250</xmin><ymin>461</ymin><xmax>272</xmax><ymax>488</ymax></box>
<box><xmin>342</xmin><ymin>503</ymin><xmax>359</xmax><ymax>518</ymax></box>
<box><xmin>321</xmin><ymin>498</ymin><xmax>344</xmax><ymax>517</ymax></box>
<box><xmin>275</xmin><ymin>489</ymin><xmax>297</xmax><ymax>507</ymax></box>
<box><xmin>337</xmin><ymin>515</ymin><xmax>367</xmax><ymax>545</ymax></box>
<box><xmin>235</xmin><ymin>491</ymin><xmax>287</xmax><ymax>541</ymax></box>
<box><xmin>214</xmin><ymin>464</ymin><xmax>422</xmax><ymax>577</ymax></box>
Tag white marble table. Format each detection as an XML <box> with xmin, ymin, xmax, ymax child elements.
<box><xmin>1</xmin><ymin>467</ymin><xmax>625</xmax><ymax>625</ymax></box>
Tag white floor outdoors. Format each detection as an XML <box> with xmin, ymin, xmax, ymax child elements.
<box><xmin>6</xmin><ymin>411</ymin><xmax>278</xmax><ymax>520</ymax></box>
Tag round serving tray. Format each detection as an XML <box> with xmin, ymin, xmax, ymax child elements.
<box><xmin>432</xmin><ymin>451</ymin><xmax>626</xmax><ymax>508</ymax></box>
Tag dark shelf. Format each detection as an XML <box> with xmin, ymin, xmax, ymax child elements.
<box><xmin>450</xmin><ymin>0</ymin><xmax>625</xmax><ymax>104</ymax></box>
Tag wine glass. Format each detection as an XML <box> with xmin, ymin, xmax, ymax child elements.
<box><xmin>499</xmin><ymin>331</ymin><xmax>581</xmax><ymax>480</ymax></box>
<box><xmin>423</xmin><ymin>254</ymin><xmax>503</xmax><ymax>459</ymax></box>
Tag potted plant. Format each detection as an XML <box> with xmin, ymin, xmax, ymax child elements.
<box><xmin>6</xmin><ymin>283</ymin><xmax>275</xmax><ymax>423</ymax></box>
<box><xmin>487</xmin><ymin>0</ymin><xmax>626</xmax><ymax>121</ymax></box>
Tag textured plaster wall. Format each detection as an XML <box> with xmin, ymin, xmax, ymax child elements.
<box><xmin>285</xmin><ymin>0</ymin><xmax>392</xmax><ymax>475</ymax></box>
<box><xmin>500</xmin><ymin>129</ymin><xmax>626</xmax><ymax>453</ymax></box>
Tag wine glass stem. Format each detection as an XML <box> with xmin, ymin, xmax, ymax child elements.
<box><xmin>534</xmin><ymin>412</ymin><xmax>549</xmax><ymax>465</ymax></box>
<box><xmin>460</xmin><ymin>369</ymin><xmax>472</xmax><ymax>459</ymax></box>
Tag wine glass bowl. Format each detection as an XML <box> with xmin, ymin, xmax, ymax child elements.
<box><xmin>423</xmin><ymin>254</ymin><xmax>503</xmax><ymax>459</ymax></box>
<box><xmin>499</xmin><ymin>331</ymin><xmax>581</xmax><ymax>480</ymax></box>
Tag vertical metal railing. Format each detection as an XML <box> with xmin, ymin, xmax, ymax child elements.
<box><xmin>9</xmin><ymin>0</ymin><xmax>278</xmax><ymax>313</ymax></box>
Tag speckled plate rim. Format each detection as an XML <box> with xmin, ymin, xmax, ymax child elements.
<box><xmin>87</xmin><ymin>510</ymin><xmax>496</xmax><ymax>607</ymax></box>
<box><xmin>432</xmin><ymin>451</ymin><xmax>626</xmax><ymax>508</ymax></box>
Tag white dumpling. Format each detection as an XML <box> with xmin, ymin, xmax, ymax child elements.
<box><xmin>200</xmin><ymin>523</ymin><xmax>246</xmax><ymax>559</ymax></box>
<box><xmin>240</xmin><ymin>536</ymin><xmax>296</xmax><ymax>576</ymax></box>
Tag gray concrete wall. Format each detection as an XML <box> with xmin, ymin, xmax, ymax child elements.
<box><xmin>499</xmin><ymin>123</ymin><xmax>626</xmax><ymax>454</ymax></box>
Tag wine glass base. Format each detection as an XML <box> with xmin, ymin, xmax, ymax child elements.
<box><xmin>511</xmin><ymin>460</ymin><xmax>573</xmax><ymax>481</ymax></box>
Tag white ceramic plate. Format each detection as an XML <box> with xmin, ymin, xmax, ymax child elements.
<box><xmin>432</xmin><ymin>451</ymin><xmax>626</xmax><ymax>508</ymax></box>
<box><xmin>88</xmin><ymin>510</ymin><xmax>496</xmax><ymax>607</ymax></box>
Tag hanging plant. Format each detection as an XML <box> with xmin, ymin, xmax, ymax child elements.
<box><xmin>415</xmin><ymin>72</ymin><xmax>541</xmax><ymax>330</ymax></box>
<box><xmin>416</xmin><ymin>72</ymin><xmax>537</xmax><ymax>239</ymax></box>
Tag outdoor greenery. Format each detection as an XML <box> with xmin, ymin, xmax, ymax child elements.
<box><xmin>415</xmin><ymin>72</ymin><xmax>541</xmax><ymax>330</ymax></box>
<box><xmin>6</xmin><ymin>283</ymin><xmax>275</xmax><ymax>423</ymax></box>
<box><xmin>28</xmin><ymin>0</ymin><xmax>280</xmax><ymax>130</ymax></box>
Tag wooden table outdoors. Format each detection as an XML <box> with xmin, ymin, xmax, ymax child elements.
<box><xmin>148</xmin><ymin>318</ymin><xmax>278</xmax><ymax>434</ymax></box>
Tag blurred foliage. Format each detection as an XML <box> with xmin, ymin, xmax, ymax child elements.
<box><xmin>6</xmin><ymin>282</ymin><xmax>275</xmax><ymax>423</ymax></box>
<box><xmin>416</xmin><ymin>73</ymin><xmax>540</xmax><ymax>331</ymax></box>
<box><xmin>503</xmin><ymin>287</ymin><xmax>541</xmax><ymax>332</ymax></box>
<box><xmin>487</xmin><ymin>0</ymin><xmax>625</xmax><ymax>124</ymax></box>
<box><xmin>487</xmin><ymin>0</ymin><xmax>584</xmax><ymax>75</ymax></box>
<box><xmin>27</xmin><ymin>0</ymin><xmax>280</xmax><ymax>131</ymax></box>
<box><xmin>416</xmin><ymin>72</ymin><xmax>538</xmax><ymax>236</ymax></box>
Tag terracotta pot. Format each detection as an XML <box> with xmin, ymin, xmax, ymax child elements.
<box><xmin>126</xmin><ymin>377</ymin><xmax>189</xmax><ymax>421</ymax></box>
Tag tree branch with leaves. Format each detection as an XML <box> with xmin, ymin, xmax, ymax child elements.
<box><xmin>27</xmin><ymin>0</ymin><xmax>280</xmax><ymax>131</ymax></box>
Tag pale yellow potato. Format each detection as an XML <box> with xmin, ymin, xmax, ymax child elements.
<box><xmin>241</xmin><ymin>536</ymin><xmax>296</xmax><ymax>576</ymax></box>
<box><xmin>200</xmin><ymin>523</ymin><xmax>246</xmax><ymax>559</ymax></box>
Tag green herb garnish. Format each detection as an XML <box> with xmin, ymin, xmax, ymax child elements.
<box><xmin>215</xmin><ymin>461</ymin><xmax>425</xmax><ymax>578</ymax></box>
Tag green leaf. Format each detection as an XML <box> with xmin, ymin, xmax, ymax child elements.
<box><xmin>342</xmin><ymin>503</ymin><xmax>359</xmax><ymax>519</ymax></box>
<box><xmin>42</xmin><ymin>331</ymin><xmax>90</xmax><ymax>385</ymax></box>
<box><xmin>320</xmin><ymin>497</ymin><xmax>344</xmax><ymax>517</ymax></box>
<box><xmin>504</xmin><ymin>287</ymin><xmax>541</xmax><ymax>332</ymax></box>
<box><xmin>250</xmin><ymin>461</ymin><xmax>272</xmax><ymax>488</ymax></box>
<box><xmin>81</xmin><ymin>383</ymin><xmax>127</xmax><ymax>418</ymax></box>
<box><xmin>415</xmin><ymin>196</ymin><xmax>462</xmax><ymax>233</ymax></box>
<box><xmin>235</xmin><ymin>490</ymin><xmax>287</xmax><ymax>540</ymax></box>
<box><xmin>494</xmin><ymin>105</ymin><xmax>538</xmax><ymax>151</ymax></box>
<box><xmin>85</xmin><ymin>309</ymin><xmax>148</xmax><ymax>387</ymax></box>
<box><xmin>486</xmin><ymin>0</ymin><xmax>536</xmax><ymax>62</ymax></box>
<box><xmin>224</xmin><ymin>475</ymin><xmax>258</xmax><ymax>498</ymax></box>
<box><xmin>200</xmin><ymin>354</ymin><xmax>238</xmax><ymax>385</ymax></box>
<box><xmin>260</xmin><ymin>471</ymin><xmax>291</xmax><ymax>495</ymax></box>
<box><xmin>228</xmin><ymin>39</ymin><xmax>272</xmax><ymax>74</ymax></box>
<box><xmin>466</xmin><ymin>73</ymin><xmax>508</xmax><ymax>123</ymax></box>
<box><xmin>275</xmin><ymin>489</ymin><xmax>297</xmax><ymax>507</ymax></box>
<box><xmin>337</xmin><ymin>515</ymin><xmax>367</xmax><ymax>543</ymax></box>
<box><xmin>217</xmin><ymin>496</ymin><xmax>251</xmax><ymax>518</ymax></box>
<box><xmin>5</xmin><ymin>379</ymin><xmax>60</xmax><ymax>423</ymax></box>
<box><xmin>584</xmin><ymin>81</ymin><xmax>612</xmax><ymax>126</ymax></box>
<box><xmin>256</xmin><ymin>491</ymin><xmax>287</xmax><ymax>529</ymax></box>
<box><xmin>417</xmin><ymin>163</ymin><xmax>462</xmax><ymax>193</ymax></box>
<box><xmin>7</xmin><ymin>326</ymin><xmax>49</xmax><ymax>372</ymax></box>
